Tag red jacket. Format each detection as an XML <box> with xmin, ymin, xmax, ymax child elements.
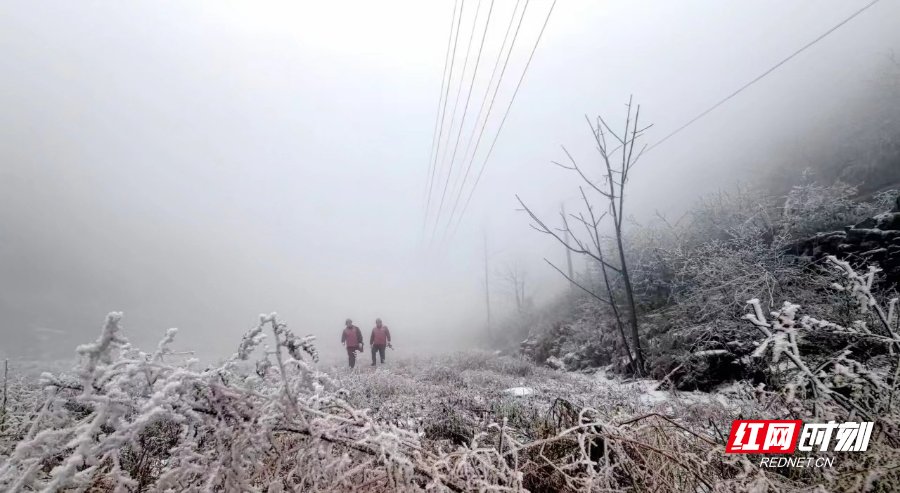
<box><xmin>341</xmin><ymin>325</ymin><xmax>363</xmax><ymax>349</ymax></box>
<box><xmin>370</xmin><ymin>325</ymin><xmax>391</xmax><ymax>346</ymax></box>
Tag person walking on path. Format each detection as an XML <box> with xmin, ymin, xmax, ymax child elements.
<box><xmin>369</xmin><ymin>318</ymin><xmax>392</xmax><ymax>367</ymax></box>
<box><xmin>341</xmin><ymin>318</ymin><xmax>364</xmax><ymax>368</ymax></box>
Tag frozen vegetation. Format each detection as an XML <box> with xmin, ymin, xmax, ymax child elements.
<box><xmin>1</xmin><ymin>188</ymin><xmax>899</xmax><ymax>492</ymax></box>
<box><xmin>0</xmin><ymin>318</ymin><xmax>769</xmax><ymax>492</ymax></box>
<box><xmin>2</xmin><ymin>6</ymin><xmax>899</xmax><ymax>491</ymax></box>
<box><xmin>1</xmin><ymin>239</ymin><xmax>899</xmax><ymax>491</ymax></box>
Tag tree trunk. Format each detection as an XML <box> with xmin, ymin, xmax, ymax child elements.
<box><xmin>615</xmin><ymin>232</ymin><xmax>644</xmax><ymax>374</ymax></box>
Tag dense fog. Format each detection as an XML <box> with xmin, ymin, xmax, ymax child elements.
<box><xmin>2</xmin><ymin>0</ymin><xmax>899</xmax><ymax>362</ymax></box>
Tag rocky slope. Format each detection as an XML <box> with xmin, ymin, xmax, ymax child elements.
<box><xmin>791</xmin><ymin>194</ymin><xmax>900</xmax><ymax>286</ymax></box>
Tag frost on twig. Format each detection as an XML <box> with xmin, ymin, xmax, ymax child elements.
<box><xmin>743</xmin><ymin>257</ymin><xmax>900</xmax><ymax>442</ymax></box>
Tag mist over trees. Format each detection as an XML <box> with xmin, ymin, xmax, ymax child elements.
<box><xmin>761</xmin><ymin>53</ymin><xmax>900</xmax><ymax>196</ymax></box>
<box><xmin>3</xmin><ymin>1</ymin><xmax>900</xmax><ymax>491</ymax></box>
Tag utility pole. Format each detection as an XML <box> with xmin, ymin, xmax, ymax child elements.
<box><xmin>1</xmin><ymin>359</ymin><xmax>7</xmax><ymax>432</ymax></box>
<box><xmin>562</xmin><ymin>204</ymin><xmax>574</xmax><ymax>286</ymax></box>
<box><xmin>483</xmin><ymin>230</ymin><xmax>492</xmax><ymax>337</ymax></box>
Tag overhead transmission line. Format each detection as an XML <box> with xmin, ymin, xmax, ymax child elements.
<box><xmin>430</xmin><ymin>0</ymin><xmax>496</xmax><ymax>239</ymax></box>
<box><xmin>423</xmin><ymin>0</ymin><xmax>459</xmax><ymax>215</ymax></box>
<box><xmin>430</xmin><ymin>0</ymin><xmax>484</xmax><ymax>240</ymax></box>
<box><xmin>446</xmin><ymin>0</ymin><xmax>557</xmax><ymax>241</ymax></box>
<box><xmin>423</xmin><ymin>0</ymin><xmax>465</xmax><ymax>238</ymax></box>
<box><xmin>434</xmin><ymin>0</ymin><xmax>879</xmax><ymax>244</ymax></box>
<box><xmin>440</xmin><ymin>0</ymin><xmax>526</xmax><ymax>240</ymax></box>
<box><xmin>425</xmin><ymin>1</ymin><xmax>528</xmax><ymax>247</ymax></box>
<box><xmin>645</xmin><ymin>0</ymin><xmax>881</xmax><ymax>153</ymax></box>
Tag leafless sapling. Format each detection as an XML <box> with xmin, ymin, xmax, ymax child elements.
<box><xmin>518</xmin><ymin>97</ymin><xmax>651</xmax><ymax>374</ymax></box>
<box><xmin>498</xmin><ymin>263</ymin><xmax>528</xmax><ymax>314</ymax></box>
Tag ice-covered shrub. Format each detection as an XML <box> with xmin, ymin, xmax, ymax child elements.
<box><xmin>744</xmin><ymin>257</ymin><xmax>900</xmax><ymax>427</ymax></box>
<box><xmin>4</xmin><ymin>246</ymin><xmax>899</xmax><ymax>491</ymax></box>
<box><xmin>783</xmin><ymin>180</ymin><xmax>898</xmax><ymax>238</ymax></box>
<box><xmin>4</xmin><ymin>305</ymin><xmax>896</xmax><ymax>491</ymax></box>
<box><xmin>623</xmin><ymin>184</ymin><xmax>897</xmax><ymax>388</ymax></box>
<box><xmin>0</xmin><ymin>313</ymin><xmax>525</xmax><ymax>492</ymax></box>
<box><xmin>520</xmin><ymin>295</ymin><xmax>634</xmax><ymax>372</ymax></box>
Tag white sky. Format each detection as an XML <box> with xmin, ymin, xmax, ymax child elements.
<box><xmin>1</xmin><ymin>0</ymin><xmax>898</xmax><ymax>361</ymax></box>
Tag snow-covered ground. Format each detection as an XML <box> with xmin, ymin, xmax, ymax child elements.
<box><xmin>326</xmin><ymin>351</ymin><xmax>759</xmax><ymax>443</ymax></box>
<box><xmin>591</xmin><ymin>368</ymin><xmax>744</xmax><ymax>408</ymax></box>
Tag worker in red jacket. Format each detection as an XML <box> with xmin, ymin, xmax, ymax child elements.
<box><xmin>369</xmin><ymin>318</ymin><xmax>392</xmax><ymax>366</ymax></box>
<box><xmin>341</xmin><ymin>318</ymin><xmax>364</xmax><ymax>368</ymax></box>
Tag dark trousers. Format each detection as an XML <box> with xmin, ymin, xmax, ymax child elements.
<box><xmin>371</xmin><ymin>345</ymin><xmax>386</xmax><ymax>365</ymax></box>
<box><xmin>347</xmin><ymin>348</ymin><xmax>358</xmax><ymax>368</ymax></box>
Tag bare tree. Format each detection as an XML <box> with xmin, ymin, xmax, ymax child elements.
<box><xmin>498</xmin><ymin>263</ymin><xmax>528</xmax><ymax>314</ymax></box>
<box><xmin>517</xmin><ymin>97</ymin><xmax>651</xmax><ymax>374</ymax></box>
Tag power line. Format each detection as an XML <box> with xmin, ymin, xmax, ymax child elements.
<box><xmin>423</xmin><ymin>0</ymin><xmax>465</xmax><ymax>237</ymax></box>
<box><xmin>449</xmin><ymin>0</ymin><xmax>557</xmax><ymax>240</ymax></box>
<box><xmin>432</xmin><ymin>0</ymin><xmax>879</xmax><ymax>245</ymax></box>
<box><xmin>429</xmin><ymin>0</ymin><xmax>483</xmax><ymax>240</ymax></box>
<box><xmin>442</xmin><ymin>0</ymin><xmax>525</xmax><ymax>239</ymax></box>
<box><xmin>430</xmin><ymin>0</ymin><xmax>495</xmax><ymax>239</ymax></box>
<box><xmin>646</xmin><ymin>0</ymin><xmax>881</xmax><ymax>153</ymax></box>
<box><xmin>423</xmin><ymin>0</ymin><xmax>459</xmax><ymax>214</ymax></box>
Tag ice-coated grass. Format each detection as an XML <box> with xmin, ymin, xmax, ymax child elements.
<box><xmin>2</xmin><ymin>255</ymin><xmax>899</xmax><ymax>492</ymax></box>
